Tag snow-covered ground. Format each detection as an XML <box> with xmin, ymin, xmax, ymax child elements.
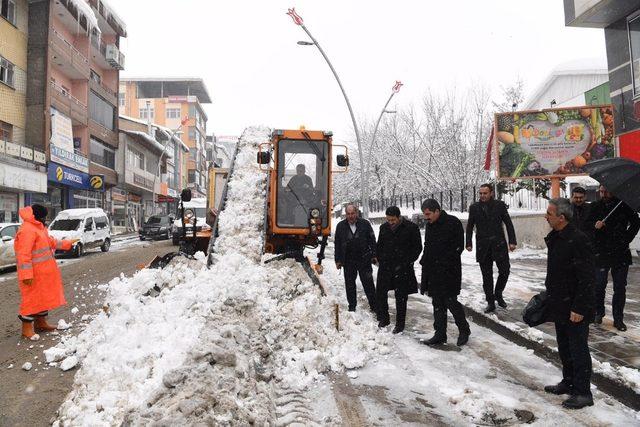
<box><xmin>43</xmin><ymin>128</ymin><xmax>638</xmax><ymax>425</ymax></box>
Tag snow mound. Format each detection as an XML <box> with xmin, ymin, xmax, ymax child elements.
<box><xmin>52</xmin><ymin>126</ymin><xmax>389</xmax><ymax>425</ymax></box>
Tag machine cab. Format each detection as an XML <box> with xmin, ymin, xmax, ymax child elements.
<box><xmin>258</xmin><ymin>128</ymin><xmax>347</xmax><ymax>255</ymax></box>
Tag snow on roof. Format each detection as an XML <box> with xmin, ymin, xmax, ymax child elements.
<box><xmin>120</xmin><ymin>115</ymin><xmax>189</xmax><ymax>152</ymax></box>
<box><xmin>70</xmin><ymin>0</ymin><xmax>99</xmax><ymax>32</ymax></box>
<box><xmin>122</xmin><ymin>130</ymin><xmax>173</xmax><ymax>158</ymax></box>
<box><xmin>55</xmin><ymin>208</ymin><xmax>106</xmax><ymax>219</ymax></box>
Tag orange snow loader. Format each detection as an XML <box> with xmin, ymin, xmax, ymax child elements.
<box><xmin>257</xmin><ymin>128</ymin><xmax>348</xmax><ymax>274</ymax></box>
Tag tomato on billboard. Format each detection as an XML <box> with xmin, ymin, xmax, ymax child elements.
<box><xmin>496</xmin><ymin>105</ymin><xmax>615</xmax><ymax>179</ymax></box>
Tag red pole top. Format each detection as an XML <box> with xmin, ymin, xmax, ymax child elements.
<box><xmin>392</xmin><ymin>81</ymin><xmax>403</xmax><ymax>93</ymax></box>
<box><xmin>287</xmin><ymin>8</ymin><xmax>304</xmax><ymax>25</ymax></box>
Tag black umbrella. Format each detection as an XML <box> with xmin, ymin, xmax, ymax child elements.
<box><xmin>584</xmin><ymin>157</ymin><xmax>640</xmax><ymax>214</ymax></box>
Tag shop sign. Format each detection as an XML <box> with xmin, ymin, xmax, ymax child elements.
<box><xmin>0</xmin><ymin>162</ymin><xmax>47</xmax><ymax>193</ymax></box>
<box><xmin>128</xmin><ymin>193</ymin><xmax>142</xmax><ymax>203</ymax></box>
<box><xmin>496</xmin><ymin>105</ymin><xmax>615</xmax><ymax>179</ymax></box>
<box><xmin>50</xmin><ymin>109</ymin><xmax>74</xmax><ymax>153</ymax></box>
<box><xmin>168</xmin><ymin>188</ymin><xmax>178</xmax><ymax>198</ymax></box>
<box><xmin>5</xmin><ymin>141</ymin><xmax>20</xmax><ymax>157</ymax></box>
<box><xmin>50</xmin><ymin>145</ymin><xmax>89</xmax><ymax>173</ymax></box>
<box><xmin>33</xmin><ymin>150</ymin><xmax>47</xmax><ymax>164</ymax></box>
<box><xmin>47</xmin><ymin>162</ymin><xmax>105</xmax><ymax>192</ymax></box>
<box><xmin>20</xmin><ymin>146</ymin><xmax>33</xmax><ymax>161</ymax></box>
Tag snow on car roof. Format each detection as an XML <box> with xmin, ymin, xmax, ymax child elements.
<box><xmin>54</xmin><ymin>208</ymin><xmax>107</xmax><ymax>219</ymax></box>
<box><xmin>0</xmin><ymin>223</ymin><xmax>20</xmax><ymax>228</ymax></box>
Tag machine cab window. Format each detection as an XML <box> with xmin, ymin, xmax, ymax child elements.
<box><xmin>276</xmin><ymin>139</ymin><xmax>329</xmax><ymax>229</ymax></box>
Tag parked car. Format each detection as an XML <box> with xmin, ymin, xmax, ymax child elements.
<box><xmin>139</xmin><ymin>215</ymin><xmax>174</xmax><ymax>241</ymax></box>
<box><xmin>0</xmin><ymin>223</ymin><xmax>20</xmax><ymax>270</ymax></box>
<box><xmin>48</xmin><ymin>208</ymin><xmax>111</xmax><ymax>257</ymax></box>
<box><xmin>171</xmin><ymin>198</ymin><xmax>210</xmax><ymax>245</ymax></box>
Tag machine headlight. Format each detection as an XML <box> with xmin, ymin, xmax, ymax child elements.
<box><xmin>310</xmin><ymin>208</ymin><xmax>320</xmax><ymax>218</ymax></box>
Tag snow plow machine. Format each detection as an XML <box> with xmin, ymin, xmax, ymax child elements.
<box><xmin>146</xmin><ymin>127</ymin><xmax>348</xmax><ymax>295</ymax></box>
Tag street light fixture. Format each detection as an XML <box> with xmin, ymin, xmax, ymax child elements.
<box><xmin>362</xmin><ymin>81</ymin><xmax>403</xmax><ymax>218</ymax></box>
<box><xmin>287</xmin><ymin>7</ymin><xmax>367</xmax><ymax>215</ymax></box>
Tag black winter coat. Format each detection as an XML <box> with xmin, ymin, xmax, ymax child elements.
<box><xmin>419</xmin><ymin>211</ymin><xmax>464</xmax><ymax>299</ymax></box>
<box><xmin>571</xmin><ymin>203</ymin><xmax>591</xmax><ymax>233</ymax></box>
<box><xmin>334</xmin><ymin>218</ymin><xmax>376</xmax><ymax>265</ymax></box>
<box><xmin>586</xmin><ymin>198</ymin><xmax>640</xmax><ymax>267</ymax></box>
<box><xmin>544</xmin><ymin>224</ymin><xmax>595</xmax><ymax>323</ymax></box>
<box><xmin>466</xmin><ymin>199</ymin><xmax>516</xmax><ymax>263</ymax></box>
<box><xmin>376</xmin><ymin>219</ymin><xmax>422</xmax><ymax>294</ymax></box>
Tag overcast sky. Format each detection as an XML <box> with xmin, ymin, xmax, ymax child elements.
<box><xmin>109</xmin><ymin>0</ymin><xmax>606</xmax><ymax>144</ymax></box>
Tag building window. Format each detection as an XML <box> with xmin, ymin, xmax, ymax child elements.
<box><xmin>629</xmin><ymin>15</ymin><xmax>640</xmax><ymax>97</ymax></box>
<box><xmin>188</xmin><ymin>169</ymin><xmax>196</xmax><ymax>184</ymax></box>
<box><xmin>139</xmin><ymin>107</ymin><xmax>154</xmax><ymax>120</ymax></box>
<box><xmin>89</xmin><ymin>91</ymin><xmax>115</xmax><ymax>130</ymax></box>
<box><xmin>118</xmin><ymin>92</ymin><xmax>125</xmax><ymax>107</ymax></box>
<box><xmin>0</xmin><ymin>120</ymin><xmax>12</xmax><ymax>142</ymax></box>
<box><xmin>128</xmin><ymin>147</ymin><xmax>145</xmax><ymax>170</ymax></box>
<box><xmin>0</xmin><ymin>55</ymin><xmax>15</xmax><ymax>87</ymax></box>
<box><xmin>1</xmin><ymin>0</ymin><xmax>16</xmax><ymax>25</ymax></box>
<box><xmin>166</xmin><ymin>108</ymin><xmax>181</xmax><ymax>119</ymax></box>
<box><xmin>189</xmin><ymin>147</ymin><xmax>198</xmax><ymax>161</ymax></box>
<box><xmin>146</xmin><ymin>154</ymin><xmax>156</xmax><ymax>174</ymax></box>
<box><xmin>90</xmin><ymin>69</ymin><xmax>101</xmax><ymax>84</ymax></box>
<box><xmin>188</xmin><ymin>127</ymin><xmax>196</xmax><ymax>141</ymax></box>
<box><xmin>90</xmin><ymin>137</ymin><xmax>116</xmax><ymax>169</ymax></box>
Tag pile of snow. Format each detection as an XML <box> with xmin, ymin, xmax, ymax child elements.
<box><xmin>51</xmin><ymin>127</ymin><xmax>389</xmax><ymax>425</ymax></box>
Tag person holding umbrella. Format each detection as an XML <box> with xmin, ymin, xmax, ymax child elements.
<box><xmin>586</xmin><ymin>185</ymin><xmax>640</xmax><ymax>330</ymax></box>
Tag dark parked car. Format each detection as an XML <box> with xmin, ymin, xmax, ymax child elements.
<box><xmin>139</xmin><ymin>215</ymin><xmax>174</xmax><ymax>241</ymax></box>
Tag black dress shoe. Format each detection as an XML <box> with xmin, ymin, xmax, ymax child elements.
<box><xmin>392</xmin><ymin>325</ymin><xmax>404</xmax><ymax>334</ymax></box>
<box><xmin>495</xmin><ymin>296</ymin><xmax>507</xmax><ymax>308</ymax></box>
<box><xmin>457</xmin><ymin>329</ymin><xmax>470</xmax><ymax>346</ymax></box>
<box><xmin>544</xmin><ymin>382</ymin><xmax>573</xmax><ymax>395</ymax></box>
<box><xmin>378</xmin><ymin>319</ymin><xmax>390</xmax><ymax>328</ymax></box>
<box><xmin>421</xmin><ymin>334</ymin><xmax>447</xmax><ymax>345</ymax></box>
<box><xmin>562</xmin><ymin>394</ymin><xmax>593</xmax><ymax>409</ymax></box>
<box><xmin>348</xmin><ymin>307</ymin><xmax>356</xmax><ymax>312</ymax></box>
<box><xmin>484</xmin><ymin>303</ymin><xmax>496</xmax><ymax>313</ymax></box>
<box><xmin>594</xmin><ymin>314</ymin><xmax>603</xmax><ymax>324</ymax></box>
<box><xmin>613</xmin><ymin>320</ymin><xmax>627</xmax><ymax>331</ymax></box>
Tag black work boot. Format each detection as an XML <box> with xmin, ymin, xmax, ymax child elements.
<box><xmin>392</xmin><ymin>324</ymin><xmax>404</xmax><ymax>334</ymax></box>
<box><xmin>593</xmin><ymin>313</ymin><xmax>603</xmax><ymax>324</ymax></box>
<box><xmin>495</xmin><ymin>295</ymin><xmax>507</xmax><ymax>308</ymax></box>
<box><xmin>421</xmin><ymin>333</ymin><xmax>447</xmax><ymax>346</ymax></box>
<box><xmin>562</xmin><ymin>394</ymin><xmax>594</xmax><ymax>409</ymax></box>
<box><xmin>457</xmin><ymin>328</ymin><xmax>471</xmax><ymax>346</ymax></box>
<box><xmin>613</xmin><ymin>320</ymin><xmax>627</xmax><ymax>331</ymax></box>
<box><xmin>378</xmin><ymin>319</ymin><xmax>390</xmax><ymax>328</ymax></box>
<box><xmin>544</xmin><ymin>381</ymin><xmax>573</xmax><ymax>395</ymax></box>
<box><xmin>484</xmin><ymin>303</ymin><xmax>496</xmax><ymax>313</ymax></box>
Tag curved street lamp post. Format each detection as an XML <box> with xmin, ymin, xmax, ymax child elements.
<box><xmin>362</xmin><ymin>81</ymin><xmax>403</xmax><ymax>217</ymax></box>
<box><xmin>287</xmin><ymin>8</ymin><xmax>367</xmax><ymax>216</ymax></box>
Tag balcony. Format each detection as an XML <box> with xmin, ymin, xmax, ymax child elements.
<box><xmin>49</xmin><ymin>81</ymin><xmax>88</xmax><ymax>126</ymax></box>
<box><xmin>90</xmin><ymin>35</ymin><xmax>125</xmax><ymax>71</ymax></box>
<box><xmin>89</xmin><ymin>78</ymin><xmax>117</xmax><ymax>107</ymax></box>
<box><xmin>49</xmin><ymin>28</ymin><xmax>90</xmax><ymax>80</ymax></box>
<box><xmin>564</xmin><ymin>0</ymin><xmax>640</xmax><ymax>28</ymax></box>
<box><xmin>89</xmin><ymin>120</ymin><xmax>118</xmax><ymax>147</ymax></box>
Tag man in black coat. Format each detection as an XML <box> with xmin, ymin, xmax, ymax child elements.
<box><xmin>543</xmin><ymin>198</ymin><xmax>595</xmax><ymax>409</ymax></box>
<box><xmin>466</xmin><ymin>183</ymin><xmax>517</xmax><ymax>313</ymax></box>
<box><xmin>419</xmin><ymin>199</ymin><xmax>470</xmax><ymax>346</ymax></box>
<box><xmin>376</xmin><ymin>206</ymin><xmax>422</xmax><ymax>334</ymax></box>
<box><xmin>586</xmin><ymin>185</ymin><xmax>640</xmax><ymax>331</ymax></box>
<box><xmin>334</xmin><ymin>204</ymin><xmax>377</xmax><ymax>312</ymax></box>
<box><xmin>570</xmin><ymin>186</ymin><xmax>591</xmax><ymax>233</ymax></box>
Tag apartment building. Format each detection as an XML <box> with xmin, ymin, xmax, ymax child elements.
<box><xmin>24</xmin><ymin>0</ymin><xmax>126</xmax><ymax>220</ymax></box>
<box><xmin>120</xmin><ymin>78</ymin><xmax>212</xmax><ymax>198</ymax></box>
<box><xmin>0</xmin><ymin>0</ymin><xmax>47</xmax><ymax>222</ymax></box>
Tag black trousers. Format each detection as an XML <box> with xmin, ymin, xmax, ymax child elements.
<box><xmin>595</xmin><ymin>265</ymin><xmax>629</xmax><ymax>321</ymax></box>
<box><xmin>432</xmin><ymin>296</ymin><xmax>469</xmax><ymax>336</ymax></box>
<box><xmin>376</xmin><ymin>286</ymin><xmax>407</xmax><ymax>327</ymax></box>
<box><xmin>479</xmin><ymin>255</ymin><xmax>510</xmax><ymax>303</ymax></box>
<box><xmin>554</xmin><ymin>320</ymin><xmax>592</xmax><ymax>396</ymax></box>
<box><xmin>343</xmin><ymin>262</ymin><xmax>377</xmax><ymax>310</ymax></box>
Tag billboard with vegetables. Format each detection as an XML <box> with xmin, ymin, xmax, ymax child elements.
<box><xmin>496</xmin><ymin>105</ymin><xmax>615</xmax><ymax>179</ymax></box>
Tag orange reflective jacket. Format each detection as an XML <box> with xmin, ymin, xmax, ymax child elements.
<box><xmin>14</xmin><ymin>207</ymin><xmax>72</xmax><ymax>316</ymax></box>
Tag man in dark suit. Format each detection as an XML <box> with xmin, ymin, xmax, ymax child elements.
<box><xmin>570</xmin><ymin>186</ymin><xmax>591</xmax><ymax>233</ymax></box>
<box><xmin>466</xmin><ymin>183</ymin><xmax>517</xmax><ymax>313</ymax></box>
<box><xmin>543</xmin><ymin>198</ymin><xmax>595</xmax><ymax>409</ymax></box>
<box><xmin>334</xmin><ymin>204</ymin><xmax>377</xmax><ymax>312</ymax></box>
<box><xmin>376</xmin><ymin>206</ymin><xmax>422</xmax><ymax>334</ymax></box>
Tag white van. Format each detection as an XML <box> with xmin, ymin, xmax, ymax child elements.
<box><xmin>171</xmin><ymin>197</ymin><xmax>210</xmax><ymax>245</ymax></box>
<box><xmin>49</xmin><ymin>208</ymin><xmax>111</xmax><ymax>257</ymax></box>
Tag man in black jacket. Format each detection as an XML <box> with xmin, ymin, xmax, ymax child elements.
<box><xmin>334</xmin><ymin>204</ymin><xmax>377</xmax><ymax>312</ymax></box>
<box><xmin>376</xmin><ymin>206</ymin><xmax>422</xmax><ymax>334</ymax></box>
<box><xmin>419</xmin><ymin>199</ymin><xmax>470</xmax><ymax>346</ymax></box>
<box><xmin>570</xmin><ymin>186</ymin><xmax>591</xmax><ymax>233</ymax></box>
<box><xmin>586</xmin><ymin>185</ymin><xmax>640</xmax><ymax>330</ymax></box>
<box><xmin>543</xmin><ymin>198</ymin><xmax>595</xmax><ymax>409</ymax></box>
<box><xmin>466</xmin><ymin>183</ymin><xmax>517</xmax><ymax>313</ymax></box>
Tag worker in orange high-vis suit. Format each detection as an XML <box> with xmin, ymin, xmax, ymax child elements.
<box><xmin>14</xmin><ymin>204</ymin><xmax>74</xmax><ymax>340</ymax></box>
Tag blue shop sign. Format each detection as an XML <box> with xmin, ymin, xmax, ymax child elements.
<box><xmin>47</xmin><ymin>163</ymin><xmax>105</xmax><ymax>191</ymax></box>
